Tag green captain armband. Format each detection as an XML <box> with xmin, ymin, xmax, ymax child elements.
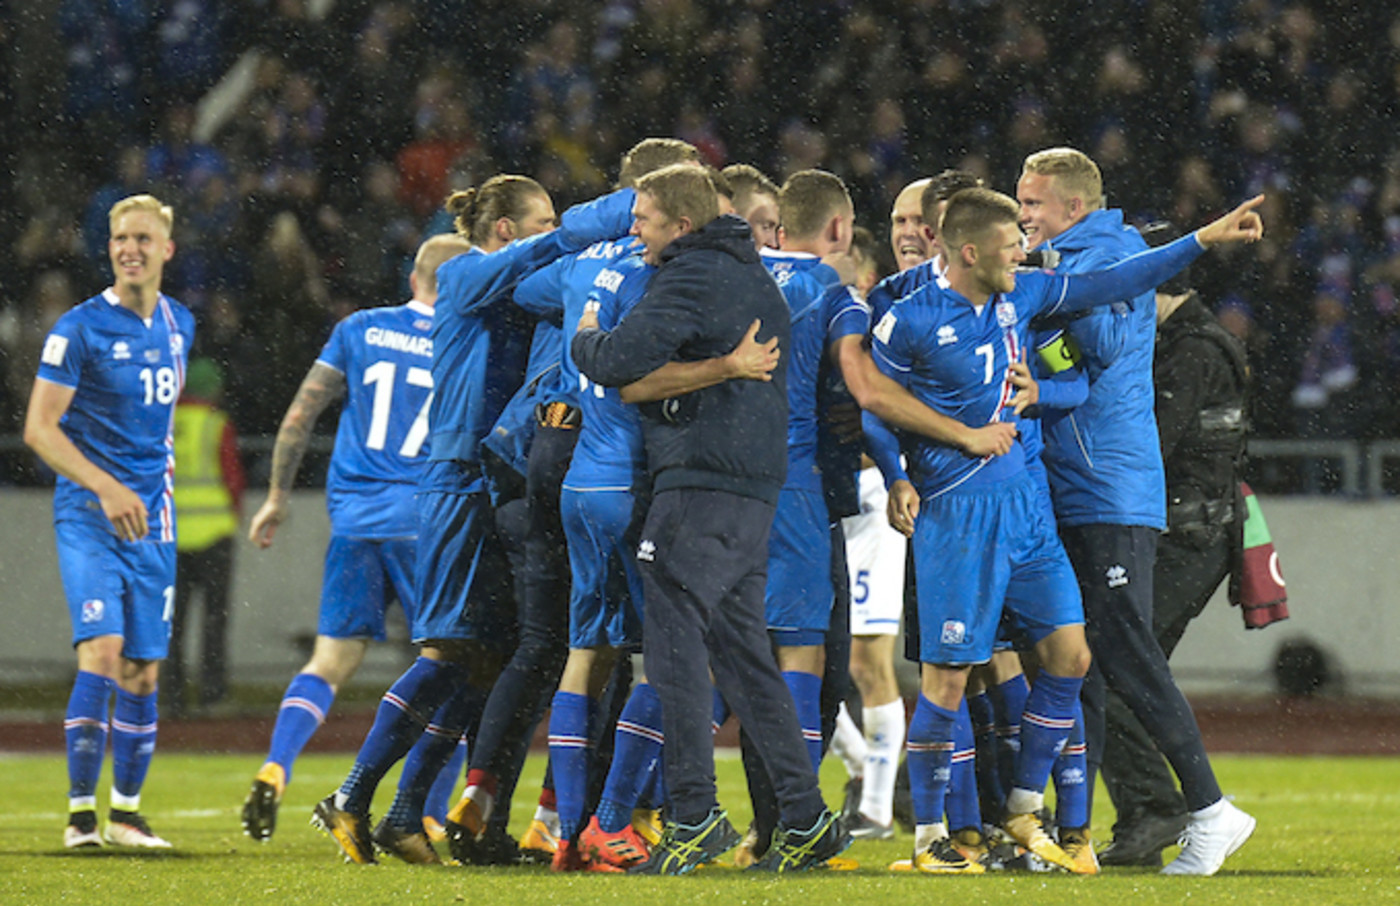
<box><xmin>1036</xmin><ymin>331</ymin><xmax>1082</xmax><ymax>374</ymax></box>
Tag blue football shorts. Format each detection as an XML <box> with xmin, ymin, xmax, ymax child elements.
<box><xmin>912</xmin><ymin>470</ymin><xmax>1082</xmax><ymax>665</ymax></box>
<box><xmin>764</xmin><ymin>485</ymin><xmax>834</xmax><ymax>643</ymax></box>
<box><xmin>55</xmin><ymin>519</ymin><xmax>176</xmax><ymax>660</ymax></box>
<box><xmin>318</xmin><ymin>535</ymin><xmax>417</xmax><ymax>641</ymax></box>
<box><xmin>412</xmin><ymin>462</ymin><xmax>516</xmax><ymax>650</ymax></box>
<box><xmin>560</xmin><ymin>487</ymin><xmax>643</xmax><ymax>650</ymax></box>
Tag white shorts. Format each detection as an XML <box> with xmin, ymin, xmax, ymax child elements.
<box><xmin>841</xmin><ymin>466</ymin><xmax>907</xmax><ymax>637</ymax></box>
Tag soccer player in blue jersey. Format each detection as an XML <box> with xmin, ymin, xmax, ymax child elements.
<box><xmin>313</xmin><ymin>176</ymin><xmax>635</xmax><ymax>865</ymax></box>
<box><xmin>758</xmin><ymin>171</ymin><xmax>873</xmax><ymax>781</ymax></box>
<box><xmin>448</xmin><ymin>140</ymin><xmax>701</xmax><ymax>867</ymax></box>
<box><xmin>837</xmin><ymin>170</ymin><xmax>987</xmax><ymax>843</ymax></box>
<box><xmin>867</xmin><ymin>187</ymin><xmax>1263</xmax><ymax>875</ymax></box>
<box><xmin>238</xmin><ymin>234</ymin><xmax>472</xmax><ymax>852</ymax></box>
<box><xmin>25</xmin><ymin>194</ymin><xmax>195</xmax><ymax>849</ymax></box>
<box><xmin>1019</xmin><ymin>147</ymin><xmax>1257</xmax><ymax>875</ymax></box>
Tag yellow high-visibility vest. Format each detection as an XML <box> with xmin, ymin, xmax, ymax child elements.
<box><xmin>172</xmin><ymin>403</ymin><xmax>238</xmax><ymax>551</ymax></box>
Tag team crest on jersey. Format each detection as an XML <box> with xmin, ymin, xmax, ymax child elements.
<box><xmin>144</xmin><ymin>348</ymin><xmax>161</xmax><ymax>362</ymax></box>
<box><xmin>872</xmin><ymin>311</ymin><xmax>897</xmax><ymax>345</ymax></box>
<box><xmin>112</xmin><ymin>341</ymin><xmax>131</xmax><ymax>361</ymax></box>
<box><xmin>937</xmin><ymin>325</ymin><xmax>958</xmax><ymax>346</ymax></box>
<box><xmin>940</xmin><ymin>620</ymin><xmax>966</xmax><ymax>645</ymax></box>
<box><xmin>81</xmin><ymin>599</ymin><xmax>105</xmax><ymax>624</ymax></box>
<box><xmin>995</xmin><ymin>301</ymin><xmax>1017</xmax><ymax>328</ymax></box>
<box><xmin>169</xmin><ymin>334</ymin><xmax>184</xmax><ymax>357</ymax></box>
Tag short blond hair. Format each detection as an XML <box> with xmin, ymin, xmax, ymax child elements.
<box><xmin>109</xmin><ymin>194</ymin><xmax>174</xmax><ymax>235</ymax></box>
<box><xmin>413</xmin><ymin>234</ymin><xmax>474</xmax><ymax>295</ymax></box>
<box><xmin>617</xmin><ymin>138</ymin><xmax>700</xmax><ymax>189</ymax></box>
<box><xmin>1021</xmin><ymin>147</ymin><xmax>1104</xmax><ymax>210</ymax></box>
<box><xmin>636</xmin><ymin>164</ymin><xmax>719</xmax><ymax>230</ymax></box>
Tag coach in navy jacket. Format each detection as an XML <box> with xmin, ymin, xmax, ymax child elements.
<box><xmin>571</xmin><ymin>164</ymin><xmax>840</xmax><ymax>872</ymax></box>
<box><xmin>573</xmin><ymin>213</ymin><xmax>790</xmax><ymax>504</ymax></box>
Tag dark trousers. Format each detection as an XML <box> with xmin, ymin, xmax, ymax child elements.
<box><xmin>168</xmin><ymin>537</ymin><xmax>234</xmax><ymax>711</ymax></box>
<box><xmin>1101</xmin><ymin>531</ymin><xmax>1231</xmax><ymax>829</ymax></box>
<box><xmin>1063</xmin><ymin>524</ymin><xmax>1222</xmax><ymax>815</ymax></box>
<box><xmin>469</xmin><ymin>425</ymin><xmax>577</xmax><ymax>800</ymax></box>
<box><xmin>640</xmin><ymin>488</ymin><xmax>825</xmax><ymax>827</ymax></box>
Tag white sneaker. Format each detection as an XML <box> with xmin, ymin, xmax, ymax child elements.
<box><xmin>104</xmin><ymin>812</ymin><xmax>173</xmax><ymax>849</ymax></box>
<box><xmin>1161</xmin><ymin>799</ymin><xmax>1254</xmax><ymax>876</ymax></box>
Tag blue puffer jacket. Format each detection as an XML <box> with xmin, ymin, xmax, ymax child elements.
<box><xmin>1039</xmin><ymin>208</ymin><xmax>1166</xmax><ymax>530</ymax></box>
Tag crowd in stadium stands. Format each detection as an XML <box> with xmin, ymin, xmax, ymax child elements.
<box><xmin>1</xmin><ymin>0</ymin><xmax>1399</xmax><ymax>476</ymax></box>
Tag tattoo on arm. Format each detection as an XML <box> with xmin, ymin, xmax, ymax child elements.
<box><xmin>269</xmin><ymin>363</ymin><xmax>345</xmax><ymax>494</ymax></box>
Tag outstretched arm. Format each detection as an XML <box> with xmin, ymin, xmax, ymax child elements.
<box><xmin>1053</xmin><ymin>195</ymin><xmax>1265</xmax><ymax>317</ymax></box>
<box><xmin>248</xmin><ymin>362</ymin><xmax>347</xmax><ymax>548</ymax></box>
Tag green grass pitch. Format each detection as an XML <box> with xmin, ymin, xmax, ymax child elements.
<box><xmin>1</xmin><ymin>752</ymin><xmax>1396</xmax><ymax>905</ymax></box>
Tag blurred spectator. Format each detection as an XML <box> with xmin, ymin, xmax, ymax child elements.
<box><xmin>1292</xmin><ymin>287</ymin><xmax>1360</xmax><ymax>489</ymax></box>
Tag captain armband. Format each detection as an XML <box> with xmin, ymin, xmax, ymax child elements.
<box><xmin>1035</xmin><ymin>330</ymin><xmax>1082</xmax><ymax>374</ymax></box>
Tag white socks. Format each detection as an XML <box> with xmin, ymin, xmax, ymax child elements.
<box><xmin>859</xmin><ymin>699</ymin><xmax>907</xmax><ymax>826</ymax></box>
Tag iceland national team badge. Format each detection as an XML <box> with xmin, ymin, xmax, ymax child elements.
<box><xmin>81</xmin><ymin>599</ymin><xmax>105</xmax><ymax>624</ymax></box>
<box><xmin>169</xmin><ymin>333</ymin><xmax>184</xmax><ymax>358</ymax></box>
<box><xmin>995</xmin><ymin>301</ymin><xmax>1017</xmax><ymax>328</ymax></box>
<box><xmin>940</xmin><ymin>620</ymin><xmax>966</xmax><ymax>645</ymax></box>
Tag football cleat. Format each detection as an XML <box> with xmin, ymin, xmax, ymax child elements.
<box><xmin>951</xmin><ymin>826</ymin><xmax>990</xmax><ymax>863</ymax></box>
<box><xmin>750</xmin><ymin>808</ymin><xmax>851</xmax><ymax>873</ymax></box>
<box><xmin>631</xmin><ymin>807</ymin><xmax>740</xmax><ymax>875</ymax></box>
<box><xmin>372</xmin><ymin>818</ymin><xmax>441</xmax><ymax>864</ymax></box>
<box><xmin>1058</xmin><ymin>827</ymin><xmax>1099</xmax><ymax>875</ymax></box>
<box><xmin>422</xmin><ymin>815</ymin><xmax>447</xmax><ymax>844</ymax></box>
<box><xmin>104</xmin><ymin>810</ymin><xmax>173</xmax><ymax>849</ymax></box>
<box><xmin>580</xmin><ymin>815</ymin><xmax>650</xmax><ymax>870</ymax></box>
<box><xmin>64</xmin><ymin>811</ymin><xmax>103</xmax><ymax>849</ymax></box>
<box><xmin>846</xmin><ymin>810</ymin><xmax>895</xmax><ymax>841</ymax></box>
<box><xmin>241</xmin><ymin>763</ymin><xmax>286</xmax><ymax>842</ymax></box>
<box><xmin>450</xmin><ymin>825</ymin><xmax>522</xmax><ymax>866</ymax></box>
<box><xmin>311</xmin><ymin>795</ymin><xmax>376</xmax><ymax>864</ymax></box>
<box><xmin>1004</xmin><ymin>810</ymin><xmax>1078</xmax><ymax>873</ymax></box>
<box><xmin>552</xmin><ymin>838</ymin><xmax>623</xmax><ymax>873</ymax></box>
<box><xmin>519</xmin><ymin>817</ymin><xmax>560</xmax><ymax>864</ymax></box>
<box><xmin>445</xmin><ymin>791</ymin><xmax>487</xmax><ymax>839</ymax></box>
<box><xmin>1161</xmin><ymin>800</ymin><xmax>1255</xmax><ymax>876</ymax></box>
<box><xmin>914</xmin><ymin>836</ymin><xmax>986</xmax><ymax>874</ymax></box>
<box><xmin>731</xmin><ymin>823</ymin><xmax>764</xmax><ymax>869</ymax></box>
<box><xmin>631</xmin><ymin>808</ymin><xmax>663</xmax><ymax>847</ymax></box>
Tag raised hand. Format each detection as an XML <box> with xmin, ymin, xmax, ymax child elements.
<box><xmin>1196</xmin><ymin>195</ymin><xmax>1265</xmax><ymax>247</ymax></box>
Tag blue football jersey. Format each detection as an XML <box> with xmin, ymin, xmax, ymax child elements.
<box><xmin>427</xmin><ymin>188</ymin><xmax>635</xmax><ymax>474</ymax></box>
<box><xmin>564</xmin><ymin>253</ymin><xmax>654</xmax><ymax>491</ymax></box>
<box><xmin>37</xmin><ymin>290</ymin><xmax>195</xmax><ymax>541</ymax></box>
<box><xmin>316</xmin><ymin>300</ymin><xmax>435</xmax><ymax>538</ymax></box>
<box><xmin>514</xmin><ymin>236</ymin><xmax>643</xmax><ymax>409</ymax></box>
<box><xmin>761</xmin><ymin>250</ymin><xmax>870</xmax><ymax>493</ymax></box>
<box><xmin>870</xmin><ymin>274</ymin><xmax>1075</xmax><ymax>497</ymax></box>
